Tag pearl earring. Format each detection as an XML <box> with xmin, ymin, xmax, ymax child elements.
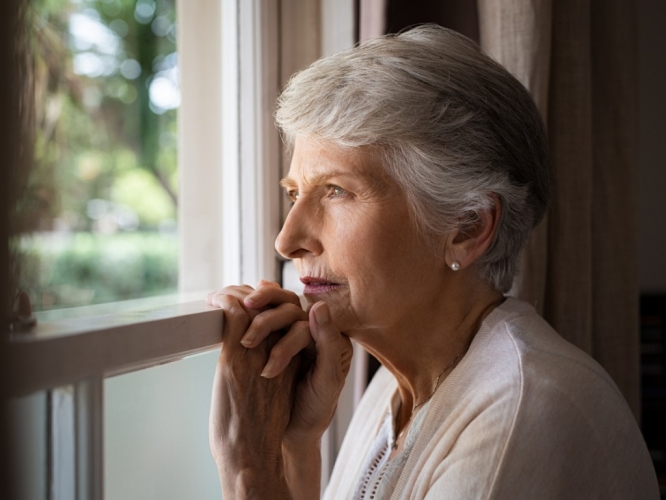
<box><xmin>451</xmin><ymin>261</ymin><xmax>461</xmax><ymax>271</ymax></box>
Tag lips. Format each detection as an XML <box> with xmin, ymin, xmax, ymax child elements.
<box><xmin>300</xmin><ymin>276</ymin><xmax>342</xmax><ymax>295</ymax></box>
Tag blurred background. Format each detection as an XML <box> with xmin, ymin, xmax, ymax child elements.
<box><xmin>15</xmin><ymin>0</ymin><xmax>179</xmax><ymax>312</ymax></box>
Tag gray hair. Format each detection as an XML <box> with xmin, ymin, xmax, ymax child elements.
<box><xmin>275</xmin><ymin>25</ymin><xmax>551</xmax><ymax>293</ymax></box>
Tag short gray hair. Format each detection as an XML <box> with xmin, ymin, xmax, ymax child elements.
<box><xmin>275</xmin><ymin>25</ymin><xmax>551</xmax><ymax>293</ymax></box>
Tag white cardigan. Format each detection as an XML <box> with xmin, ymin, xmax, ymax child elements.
<box><xmin>323</xmin><ymin>298</ymin><xmax>659</xmax><ymax>499</ymax></box>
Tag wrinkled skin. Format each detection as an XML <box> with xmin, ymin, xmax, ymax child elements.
<box><xmin>207</xmin><ymin>281</ymin><xmax>352</xmax><ymax>498</ymax></box>
<box><xmin>207</xmin><ymin>134</ymin><xmax>502</xmax><ymax>498</ymax></box>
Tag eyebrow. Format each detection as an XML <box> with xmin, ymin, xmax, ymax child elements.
<box><xmin>279</xmin><ymin>171</ymin><xmax>366</xmax><ymax>189</ymax></box>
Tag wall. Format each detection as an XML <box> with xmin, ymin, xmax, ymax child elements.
<box><xmin>638</xmin><ymin>0</ymin><xmax>666</xmax><ymax>293</ymax></box>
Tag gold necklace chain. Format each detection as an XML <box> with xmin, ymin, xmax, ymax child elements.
<box><xmin>392</xmin><ymin>347</ymin><xmax>469</xmax><ymax>450</ymax></box>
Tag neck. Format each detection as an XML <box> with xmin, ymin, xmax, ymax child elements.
<box><xmin>353</xmin><ymin>282</ymin><xmax>504</xmax><ymax>432</ymax></box>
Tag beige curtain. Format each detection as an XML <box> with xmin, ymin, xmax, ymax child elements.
<box><xmin>358</xmin><ymin>0</ymin><xmax>640</xmax><ymax>417</ymax></box>
<box><xmin>360</xmin><ymin>0</ymin><xmax>387</xmax><ymax>40</ymax></box>
<box><xmin>479</xmin><ymin>0</ymin><xmax>640</xmax><ymax>417</ymax></box>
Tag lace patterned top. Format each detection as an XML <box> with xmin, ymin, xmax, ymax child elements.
<box><xmin>352</xmin><ymin>391</ymin><xmax>431</xmax><ymax>500</ymax></box>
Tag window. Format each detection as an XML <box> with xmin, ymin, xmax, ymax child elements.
<box><xmin>17</xmin><ymin>0</ymin><xmax>179</xmax><ymax>313</ymax></box>
<box><xmin>7</xmin><ymin>1</ymin><xmax>359</xmax><ymax>499</ymax></box>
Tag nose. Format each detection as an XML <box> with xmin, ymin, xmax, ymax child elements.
<box><xmin>275</xmin><ymin>200</ymin><xmax>322</xmax><ymax>260</ymax></box>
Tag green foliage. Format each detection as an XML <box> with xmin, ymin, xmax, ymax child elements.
<box><xmin>21</xmin><ymin>0</ymin><xmax>178</xmax><ymax>233</ymax></box>
<box><xmin>18</xmin><ymin>232</ymin><xmax>178</xmax><ymax>311</ymax></box>
<box><xmin>15</xmin><ymin>0</ymin><xmax>182</xmax><ymax>312</ymax></box>
<box><xmin>112</xmin><ymin>169</ymin><xmax>175</xmax><ymax>225</ymax></box>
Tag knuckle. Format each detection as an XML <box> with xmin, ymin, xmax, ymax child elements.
<box><xmin>277</xmin><ymin>302</ymin><xmax>296</xmax><ymax>313</ymax></box>
<box><xmin>296</xmin><ymin>318</ymin><xmax>310</xmax><ymax>326</ymax></box>
<box><xmin>219</xmin><ymin>284</ymin><xmax>254</xmax><ymax>295</ymax></box>
<box><xmin>292</xmin><ymin>320</ymin><xmax>311</xmax><ymax>333</ymax></box>
<box><xmin>280</xmin><ymin>302</ymin><xmax>307</xmax><ymax>318</ymax></box>
<box><xmin>282</xmin><ymin>290</ymin><xmax>301</xmax><ymax>305</ymax></box>
<box><xmin>252</xmin><ymin>311</ymin><xmax>271</xmax><ymax>327</ymax></box>
<box><xmin>271</xmin><ymin>344</ymin><xmax>285</xmax><ymax>359</ymax></box>
<box><xmin>224</xmin><ymin>302</ymin><xmax>249</xmax><ymax>321</ymax></box>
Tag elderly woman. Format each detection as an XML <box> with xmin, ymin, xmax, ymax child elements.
<box><xmin>206</xmin><ymin>26</ymin><xmax>658</xmax><ymax>499</ymax></box>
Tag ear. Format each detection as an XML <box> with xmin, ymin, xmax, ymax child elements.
<box><xmin>445</xmin><ymin>195</ymin><xmax>501</xmax><ymax>271</ymax></box>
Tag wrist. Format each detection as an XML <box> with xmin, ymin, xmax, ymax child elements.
<box><xmin>283</xmin><ymin>431</ymin><xmax>323</xmax><ymax>454</ymax></box>
<box><xmin>282</xmin><ymin>438</ymin><xmax>322</xmax><ymax>500</ymax></box>
<box><xmin>217</xmin><ymin>442</ymin><xmax>290</xmax><ymax>499</ymax></box>
<box><xmin>282</xmin><ymin>436</ymin><xmax>321</xmax><ymax>464</ymax></box>
<box><xmin>219</xmin><ymin>464</ymin><xmax>292</xmax><ymax>500</ymax></box>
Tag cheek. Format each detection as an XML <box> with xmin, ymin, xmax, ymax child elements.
<box><xmin>326</xmin><ymin>205</ymin><xmax>413</xmax><ymax>277</ymax></box>
<box><xmin>321</xmin><ymin>208</ymin><xmax>365</xmax><ymax>259</ymax></box>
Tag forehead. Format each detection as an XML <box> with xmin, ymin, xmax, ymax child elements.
<box><xmin>281</xmin><ymin>137</ymin><xmax>389</xmax><ymax>187</ymax></box>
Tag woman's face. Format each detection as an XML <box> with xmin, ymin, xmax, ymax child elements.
<box><xmin>275</xmin><ymin>136</ymin><xmax>449</xmax><ymax>338</ymax></box>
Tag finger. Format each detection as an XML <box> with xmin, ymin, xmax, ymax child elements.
<box><xmin>209</xmin><ymin>353</ymin><xmax>230</xmax><ymax>450</ymax></box>
<box><xmin>218</xmin><ymin>294</ymin><xmax>251</xmax><ymax>350</ymax></box>
<box><xmin>206</xmin><ymin>289</ymin><xmax>231</xmax><ymax>306</ymax></box>
<box><xmin>210</xmin><ymin>285</ymin><xmax>257</xmax><ymax>315</ymax></box>
<box><xmin>261</xmin><ymin>321</ymin><xmax>312</xmax><ymax>378</ymax></box>
<box><xmin>308</xmin><ymin>302</ymin><xmax>352</xmax><ymax>386</ymax></box>
<box><xmin>244</xmin><ymin>285</ymin><xmax>301</xmax><ymax>310</ymax></box>
<box><xmin>256</xmin><ymin>279</ymin><xmax>281</xmax><ymax>289</ymax></box>
<box><xmin>240</xmin><ymin>302</ymin><xmax>308</xmax><ymax>347</ymax></box>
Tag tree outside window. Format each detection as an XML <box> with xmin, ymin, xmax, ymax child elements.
<box><xmin>16</xmin><ymin>0</ymin><xmax>179</xmax><ymax>311</ymax></box>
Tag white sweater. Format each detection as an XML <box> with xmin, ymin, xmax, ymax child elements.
<box><xmin>323</xmin><ymin>298</ymin><xmax>659</xmax><ymax>499</ymax></box>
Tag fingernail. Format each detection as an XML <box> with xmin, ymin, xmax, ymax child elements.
<box><xmin>244</xmin><ymin>294</ymin><xmax>257</xmax><ymax>306</ymax></box>
<box><xmin>240</xmin><ymin>332</ymin><xmax>255</xmax><ymax>347</ymax></box>
<box><xmin>314</xmin><ymin>303</ymin><xmax>329</xmax><ymax>325</ymax></box>
<box><xmin>261</xmin><ymin>359</ymin><xmax>277</xmax><ymax>378</ymax></box>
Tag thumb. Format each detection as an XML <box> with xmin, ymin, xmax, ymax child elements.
<box><xmin>309</xmin><ymin>301</ymin><xmax>336</xmax><ymax>342</ymax></box>
<box><xmin>308</xmin><ymin>302</ymin><xmax>347</xmax><ymax>384</ymax></box>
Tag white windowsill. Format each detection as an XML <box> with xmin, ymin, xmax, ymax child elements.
<box><xmin>8</xmin><ymin>293</ymin><xmax>222</xmax><ymax>398</ymax></box>
<box><xmin>32</xmin><ymin>291</ymin><xmax>208</xmax><ymax>323</ymax></box>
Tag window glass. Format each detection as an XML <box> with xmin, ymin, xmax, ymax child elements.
<box><xmin>104</xmin><ymin>351</ymin><xmax>221</xmax><ymax>500</ymax></box>
<box><xmin>16</xmin><ymin>0</ymin><xmax>179</xmax><ymax>312</ymax></box>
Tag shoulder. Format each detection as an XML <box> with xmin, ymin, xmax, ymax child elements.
<box><xmin>484</xmin><ymin>299</ymin><xmax>657</xmax><ymax>498</ymax></box>
<box><xmin>398</xmin><ymin>298</ymin><xmax>659</xmax><ymax>499</ymax></box>
<box><xmin>466</xmin><ymin>297</ymin><xmax>625</xmax><ymax>409</ymax></box>
<box><xmin>484</xmin><ymin>298</ymin><xmax>629</xmax><ymax>424</ymax></box>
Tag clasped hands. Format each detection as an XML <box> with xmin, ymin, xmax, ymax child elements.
<box><xmin>207</xmin><ymin>280</ymin><xmax>353</xmax><ymax>499</ymax></box>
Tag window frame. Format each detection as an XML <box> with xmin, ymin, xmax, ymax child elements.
<box><xmin>7</xmin><ymin>1</ymin><xmax>358</xmax><ymax>498</ymax></box>
<box><xmin>178</xmin><ymin>0</ymin><xmax>282</xmax><ymax>291</ymax></box>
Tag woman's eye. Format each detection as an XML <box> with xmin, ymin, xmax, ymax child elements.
<box><xmin>327</xmin><ymin>185</ymin><xmax>346</xmax><ymax>198</ymax></box>
<box><xmin>285</xmin><ymin>190</ymin><xmax>299</xmax><ymax>203</ymax></box>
